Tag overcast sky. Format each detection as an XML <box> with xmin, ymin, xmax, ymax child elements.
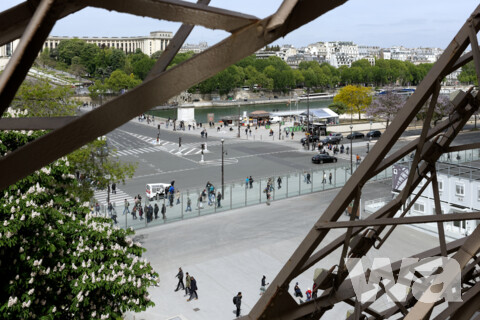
<box><xmin>1</xmin><ymin>1</ymin><xmax>479</xmax><ymax>49</ymax></box>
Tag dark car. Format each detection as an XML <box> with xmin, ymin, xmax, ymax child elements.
<box><xmin>312</xmin><ymin>154</ymin><xmax>338</xmax><ymax>164</ymax></box>
<box><xmin>300</xmin><ymin>135</ymin><xmax>319</xmax><ymax>144</ymax></box>
<box><xmin>347</xmin><ymin>132</ymin><xmax>365</xmax><ymax>139</ymax></box>
<box><xmin>321</xmin><ymin>136</ymin><xmax>342</xmax><ymax>144</ymax></box>
<box><xmin>366</xmin><ymin>130</ymin><xmax>381</xmax><ymax>138</ymax></box>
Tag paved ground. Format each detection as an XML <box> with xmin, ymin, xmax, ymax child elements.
<box><xmin>124</xmin><ymin>180</ymin><xmax>442</xmax><ymax>320</ymax></box>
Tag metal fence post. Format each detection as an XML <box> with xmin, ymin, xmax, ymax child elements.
<box><xmin>245</xmin><ymin>183</ymin><xmax>247</xmax><ymax>206</ymax></box>
<box><xmin>286</xmin><ymin>174</ymin><xmax>289</xmax><ymax>198</ymax></box>
<box><xmin>181</xmin><ymin>192</ymin><xmax>184</xmax><ymax>219</ymax></box>
<box><xmin>197</xmin><ymin>188</ymin><xmax>201</xmax><ymax>216</ymax></box>
<box><xmin>311</xmin><ymin>171</ymin><xmax>313</xmax><ymax>192</ymax></box>
<box><xmin>334</xmin><ymin>167</ymin><xmax>337</xmax><ymax>187</ymax></box>
<box><xmin>259</xmin><ymin>180</ymin><xmax>262</xmax><ymax>204</ymax></box>
<box><xmin>230</xmin><ymin>184</ymin><xmax>232</xmax><ymax>209</ymax></box>
<box><xmin>299</xmin><ymin>172</ymin><xmax>301</xmax><ymax>196</ymax></box>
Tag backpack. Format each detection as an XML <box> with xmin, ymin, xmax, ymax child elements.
<box><xmin>233</xmin><ymin>296</ymin><xmax>237</xmax><ymax>305</ymax></box>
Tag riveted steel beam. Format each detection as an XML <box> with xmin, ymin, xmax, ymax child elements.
<box><xmin>0</xmin><ymin>0</ymin><xmax>61</xmax><ymax>114</ymax></box>
<box><xmin>81</xmin><ymin>0</ymin><xmax>258</xmax><ymax>33</ymax></box>
<box><xmin>0</xmin><ymin>116</ymin><xmax>77</xmax><ymax>130</ymax></box>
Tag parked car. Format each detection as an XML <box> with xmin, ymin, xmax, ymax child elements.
<box><xmin>321</xmin><ymin>136</ymin><xmax>342</xmax><ymax>144</ymax></box>
<box><xmin>312</xmin><ymin>154</ymin><xmax>338</xmax><ymax>164</ymax></box>
<box><xmin>366</xmin><ymin>130</ymin><xmax>381</xmax><ymax>138</ymax></box>
<box><xmin>330</xmin><ymin>132</ymin><xmax>343</xmax><ymax>140</ymax></box>
<box><xmin>300</xmin><ymin>135</ymin><xmax>319</xmax><ymax>144</ymax></box>
<box><xmin>347</xmin><ymin>132</ymin><xmax>365</xmax><ymax>139</ymax></box>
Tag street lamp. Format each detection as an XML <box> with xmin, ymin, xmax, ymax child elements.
<box><xmin>350</xmin><ymin>124</ymin><xmax>353</xmax><ymax>173</ymax></box>
<box><xmin>221</xmin><ymin>139</ymin><xmax>225</xmax><ymax>199</ymax></box>
<box><xmin>237</xmin><ymin>104</ymin><xmax>241</xmax><ymax>138</ymax></box>
<box><xmin>369</xmin><ymin>120</ymin><xmax>372</xmax><ymax>141</ymax></box>
<box><xmin>306</xmin><ymin>88</ymin><xmax>310</xmax><ymax>150</ymax></box>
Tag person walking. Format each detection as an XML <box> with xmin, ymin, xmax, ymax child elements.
<box><xmin>123</xmin><ymin>199</ymin><xmax>130</xmax><ymax>215</ymax></box>
<box><xmin>265</xmin><ymin>187</ymin><xmax>271</xmax><ymax>206</ymax></box>
<box><xmin>294</xmin><ymin>282</ymin><xmax>303</xmax><ymax>298</ymax></box>
<box><xmin>184</xmin><ymin>272</ymin><xmax>191</xmax><ymax>296</ymax></box>
<box><xmin>234</xmin><ymin>292</ymin><xmax>242</xmax><ymax>317</ymax></box>
<box><xmin>131</xmin><ymin>205</ymin><xmax>137</xmax><ymax>220</ymax></box>
<box><xmin>306</xmin><ymin>172</ymin><xmax>311</xmax><ymax>184</ymax></box>
<box><xmin>112</xmin><ymin>183</ymin><xmax>116</xmax><ymax>194</ymax></box>
<box><xmin>217</xmin><ymin>191</ymin><xmax>222</xmax><ymax>208</ymax></box>
<box><xmin>188</xmin><ymin>276</ymin><xmax>198</xmax><ymax>301</ymax></box>
<box><xmin>303</xmin><ymin>171</ymin><xmax>307</xmax><ymax>183</ymax></box>
<box><xmin>245</xmin><ymin>177</ymin><xmax>249</xmax><ymax>189</ymax></box>
<box><xmin>95</xmin><ymin>202</ymin><xmax>100</xmax><ymax>215</ymax></box>
<box><xmin>161</xmin><ymin>203</ymin><xmax>166</xmax><ymax>220</ymax></box>
<box><xmin>249</xmin><ymin>176</ymin><xmax>254</xmax><ymax>189</ymax></box>
<box><xmin>260</xmin><ymin>275</ymin><xmax>269</xmax><ymax>295</ymax></box>
<box><xmin>322</xmin><ymin>172</ymin><xmax>326</xmax><ymax>184</ymax></box>
<box><xmin>154</xmin><ymin>203</ymin><xmax>159</xmax><ymax>219</ymax></box>
<box><xmin>175</xmin><ymin>267</ymin><xmax>184</xmax><ymax>291</ymax></box>
<box><xmin>277</xmin><ymin>176</ymin><xmax>282</xmax><ymax>189</ymax></box>
<box><xmin>291</xmin><ymin>132</ymin><xmax>294</xmax><ymax>140</ymax></box>
<box><xmin>186</xmin><ymin>196</ymin><xmax>192</xmax><ymax>212</ymax></box>
<box><xmin>175</xmin><ymin>190</ymin><xmax>181</xmax><ymax>205</ymax></box>
<box><xmin>356</xmin><ymin>154</ymin><xmax>361</xmax><ymax>164</ymax></box>
<box><xmin>329</xmin><ymin>172</ymin><xmax>332</xmax><ymax>184</ymax></box>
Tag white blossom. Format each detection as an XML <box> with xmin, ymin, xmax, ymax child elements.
<box><xmin>28</xmin><ymin>288</ymin><xmax>34</xmax><ymax>295</ymax></box>
<box><xmin>7</xmin><ymin>296</ymin><xmax>17</xmax><ymax>307</ymax></box>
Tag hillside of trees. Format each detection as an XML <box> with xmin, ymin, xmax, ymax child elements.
<box><xmin>36</xmin><ymin>38</ymin><xmax>475</xmax><ymax>97</ymax></box>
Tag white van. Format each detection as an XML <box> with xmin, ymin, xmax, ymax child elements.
<box><xmin>269</xmin><ymin>116</ymin><xmax>282</xmax><ymax>123</ymax></box>
<box><xmin>146</xmin><ymin>183</ymin><xmax>171</xmax><ymax>200</ymax></box>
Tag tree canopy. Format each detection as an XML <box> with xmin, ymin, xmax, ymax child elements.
<box><xmin>333</xmin><ymin>85</ymin><xmax>373</xmax><ymax>119</ymax></box>
<box><xmin>0</xmin><ymin>109</ymin><xmax>156</xmax><ymax>319</ymax></box>
<box><xmin>366</xmin><ymin>91</ymin><xmax>406</xmax><ymax>127</ymax></box>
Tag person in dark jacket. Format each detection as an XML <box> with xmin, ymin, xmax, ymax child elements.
<box><xmin>234</xmin><ymin>292</ymin><xmax>242</xmax><ymax>317</ymax></box>
<box><xmin>154</xmin><ymin>203</ymin><xmax>159</xmax><ymax>219</ymax></box>
<box><xmin>161</xmin><ymin>203</ymin><xmax>166</xmax><ymax>220</ymax></box>
<box><xmin>187</xmin><ymin>276</ymin><xmax>198</xmax><ymax>301</ymax></box>
<box><xmin>175</xmin><ymin>267</ymin><xmax>184</xmax><ymax>291</ymax></box>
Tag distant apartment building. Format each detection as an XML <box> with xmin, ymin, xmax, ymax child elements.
<box><xmin>286</xmin><ymin>54</ymin><xmax>323</xmax><ymax>69</ymax></box>
<box><xmin>358</xmin><ymin>45</ymin><xmax>381</xmax><ymax>59</ymax></box>
<box><xmin>0</xmin><ymin>31</ymin><xmax>173</xmax><ymax>58</ymax></box>
<box><xmin>179</xmin><ymin>42</ymin><xmax>209</xmax><ymax>54</ymax></box>
<box><xmin>276</xmin><ymin>45</ymin><xmax>297</xmax><ymax>62</ymax></box>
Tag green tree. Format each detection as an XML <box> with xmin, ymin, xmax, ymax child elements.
<box><xmin>333</xmin><ymin>85</ymin><xmax>373</xmax><ymax>119</ymax></box>
<box><xmin>57</xmin><ymin>38</ymin><xmax>86</xmax><ymax>65</ymax></box>
<box><xmin>105</xmin><ymin>70</ymin><xmax>142</xmax><ymax>92</ymax></box>
<box><xmin>88</xmin><ymin>80</ymin><xmax>108</xmax><ymax>101</ymax></box>
<box><xmin>150</xmin><ymin>50</ymin><xmax>163</xmax><ymax>60</ymax></box>
<box><xmin>328</xmin><ymin>102</ymin><xmax>349</xmax><ymax>115</ymax></box>
<box><xmin>67</xmin><ymin>138</ymin><xmax>137</xmax><ymax>201</ymax></box>
<box><xmin>0</xmin><ymin>115</ymin><xmax>156</xmax><ymax>319</ymax></box>
<box><xmin>133</xmin><ymin>56</ymin><xmax>155</xmax><ymax>80</ymax></box>
<box><xmin>458</xmin><ymin>61</ymin><xmax>477</xmax><ymax>85</ymax></box>
<box><xmin>10</xmin><ymin>79</ymin><xmax>79</xmax><ymax>117</ymax></box>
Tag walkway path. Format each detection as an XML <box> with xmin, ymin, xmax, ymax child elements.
<box><xmin>123</xmin><ymin>180</ymin><xmax>441</xmax><ymax>320</ymax></box>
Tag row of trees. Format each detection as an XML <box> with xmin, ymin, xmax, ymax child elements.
<box><xmin>37</xmin><ymin>39</ymin><xmax>478</xmax><ymax>98</ymax></box>
<box><xmin>333</xmin><ymin>85</ymin><xmax>455</xmax><ymax>124</ymax></box>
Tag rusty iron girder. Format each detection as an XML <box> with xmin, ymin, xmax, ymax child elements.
<box><xmin>1</xmin><ymin>1</ymin><xmax>480</xmax><ymax>319</ymax></box>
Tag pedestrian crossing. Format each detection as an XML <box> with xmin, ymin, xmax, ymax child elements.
<box><xmin>93</xmin><ymin>188</ymin><xmax>135</xmax><ymax>206</ymax></box>
<box><xmin>113</xmin><ymin>130</ymin><xmax>251</xmax><ymax>158</ymax></box>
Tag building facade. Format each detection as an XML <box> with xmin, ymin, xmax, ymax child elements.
<box><xmin>0</xmin><ymin>31</ymin><xmax>173</xmax><ymax>58</ymax></box>
<box><xmin>393</xmin><ymin>156</ymin><xmax>480</xmax><ymax>239</ymax></box>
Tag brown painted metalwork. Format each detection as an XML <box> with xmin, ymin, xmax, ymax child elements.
<box><xmin>1</xmin><ymin>1</ymin><xmax>480</xmax><ymax>319</ymax></box>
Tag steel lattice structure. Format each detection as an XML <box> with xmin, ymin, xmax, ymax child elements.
<box><xmin>1</xmin><ymin>1</ymin><xmax>480</xmax><ymax>319</ymax></box>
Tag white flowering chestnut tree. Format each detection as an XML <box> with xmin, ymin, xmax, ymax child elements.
<box><xmin>0</xmin><ymin>114</ymin><xmax>157</xmax><ymax>319</ymax></box>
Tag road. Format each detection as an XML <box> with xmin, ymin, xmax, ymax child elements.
<box><xmin>97</xmin><ymin>118</ymin><xmax>480</xmax><ymax>205</ymax></box>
